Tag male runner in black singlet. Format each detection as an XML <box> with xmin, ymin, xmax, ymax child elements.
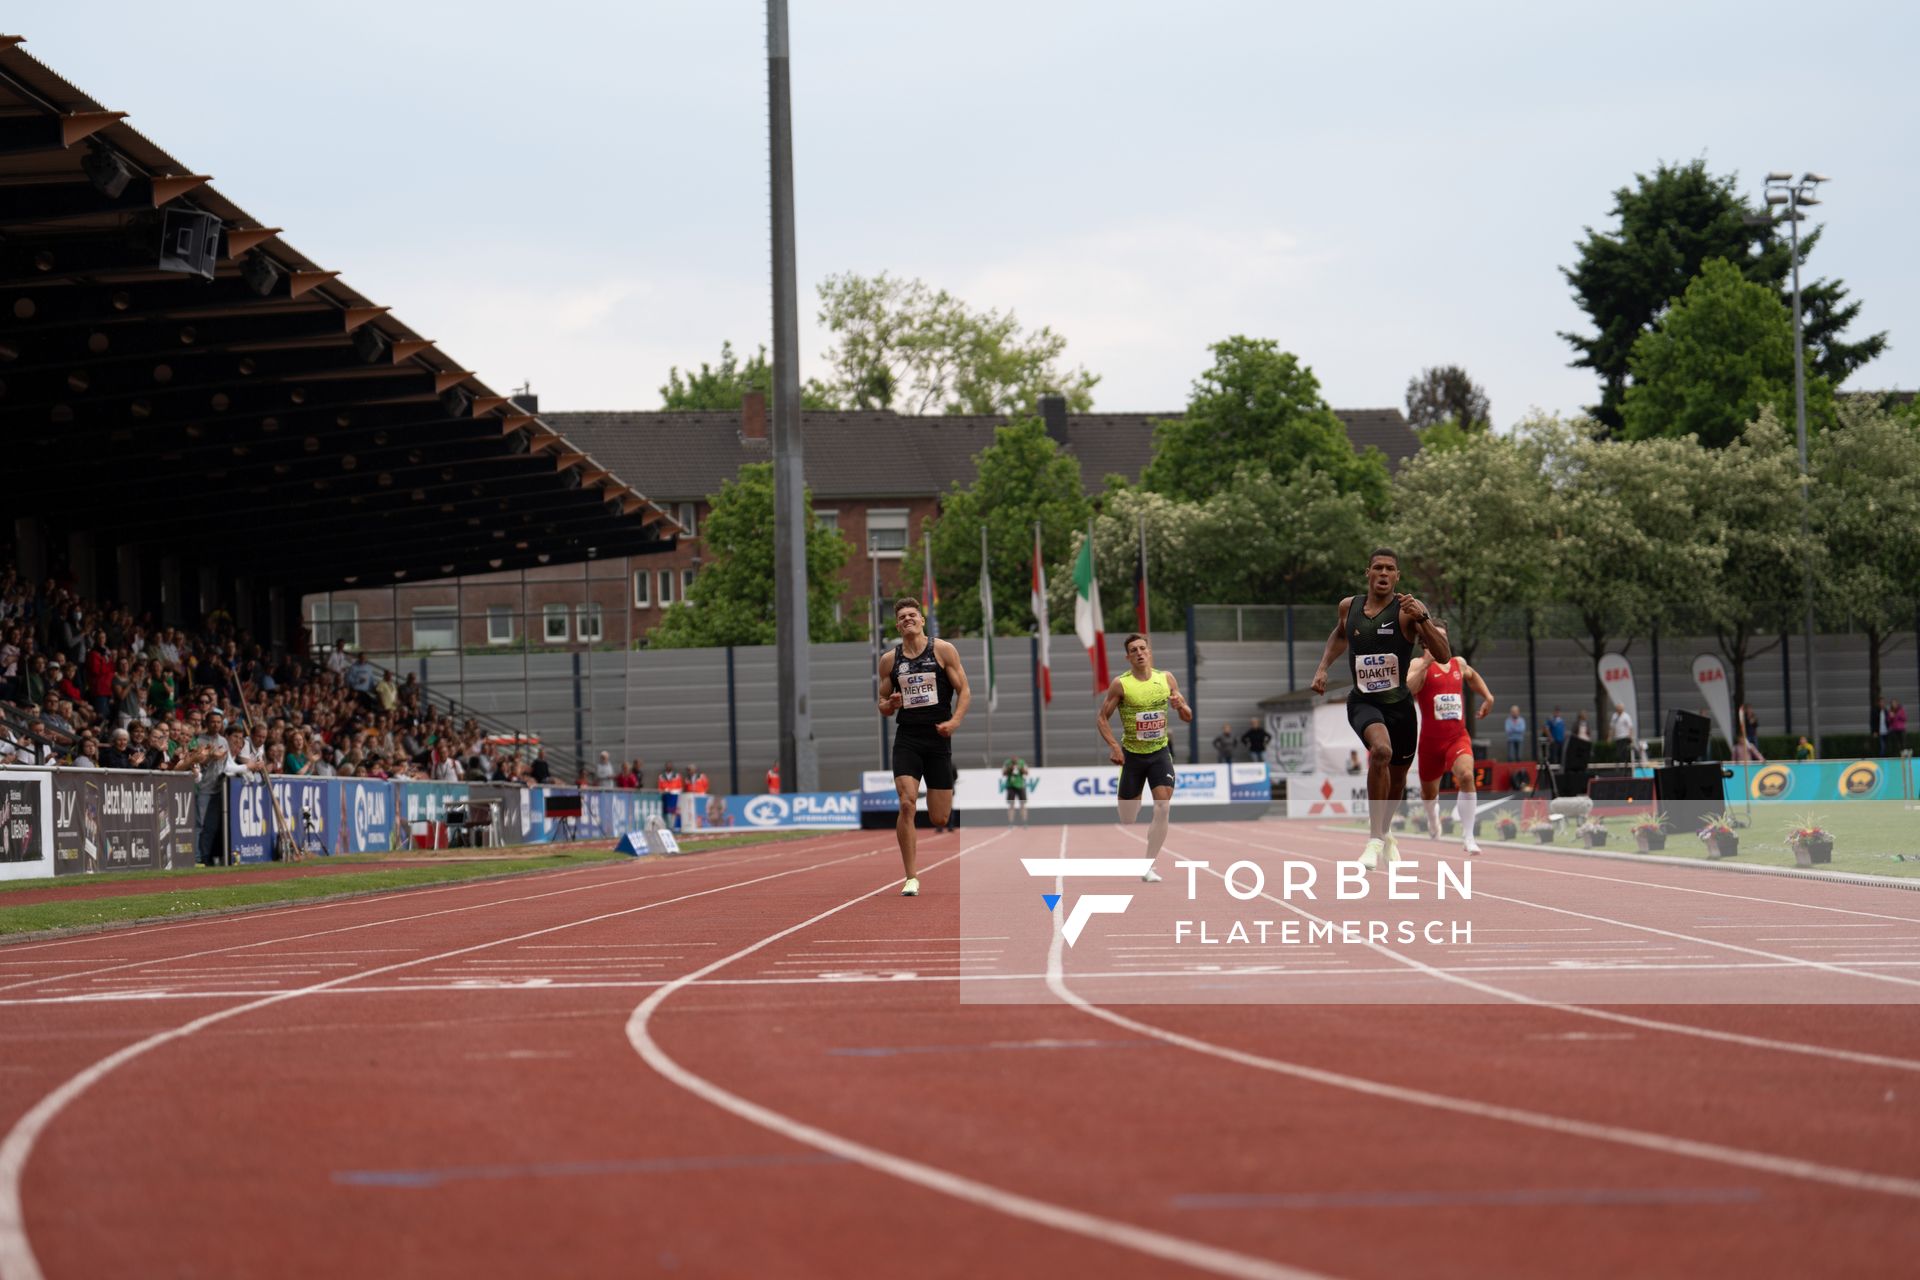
<box><xmin>877</xmin><ymin>597</ymin><xmax>971</xmax><ymax>896</ymax></box>
<box><xmin>1309</xmin><ymin>549</ymin><xmax>1449</xmax><ymax>869</ymax></box>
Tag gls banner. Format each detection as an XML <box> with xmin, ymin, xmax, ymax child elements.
<box><xmin>950</xmin><ymin>764</ymin><xmax>1257</xmax><ymax>811</ymax></box>
<box><xmin>723</xmin><ymin>792</ymin><xmax>861</xmax><ymax>829</ymax></box>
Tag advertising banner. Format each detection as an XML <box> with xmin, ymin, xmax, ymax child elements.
<box><xmin>399</xmin><ymin>782</ymin><xmax>467</xmax><ymax>826</ymax></box>
<box><xmin>1598</xmin><ymin>652</ymin><xmax>1638</xmax><ymax>740</ymax></box>
<box><xmin>227</xmin><ymin>777</ymin><xmax>275</xmax><ymax>863</ymax></box>
<box><xmin>466</xmin><ymin>783</ymin><xmax>528</xmax><ymax>847</ymax></box>
<box><xmin>1692</xmin><ymin>654</ymin><xmax>1735</xmax><ymax>750</ymax></box>
<box><xmin>722</xmin><ymin>792</ymin><xmax>861</xmax><ymax>830</ymax></box>
<box><xmin>336</xmin><ymin>779</ymin><xmax>397</xmax><ymax>853</ymax></box>
<box><xmin>1268</xmin><ymin>710</ymin><xmax>1313</xmax><ymax>774</ymax></box>
<box><xmin>51</xmin><ymin>772</ymin><xmax>100</xmax><ymax>875</ymax></box>
<box><xmin>155</xmin><ymin>775</ymin><xmax>198</xmax><ymax>869</ymax></box>
<box><xmin>1729</xmin><ymin>758</ymin><xmax>1908</xmax><ymax>804</ymax></box>
<box><xmin>0</xmin><ymin>771</ymin><xmax>54</xmax><ymax>881</ymax></box>
<box><xmin>99</xmin><ymin>771</ymin><xmax>163</xmax><ymax>872</ymax></box>
<box><xmin>947</xmin><ymin>763</ymin><xmax>1245</xmax><ymax>811</ymax></box>
<box><xmin>1230</xmin><ymin>762</ymin><xmax>1273</xmax><ymax>802</ymax></box>
<box><xmin>1282</xmin><ymin>772</ymin><xmax>1373</xmax><ymax>819</ymax></box>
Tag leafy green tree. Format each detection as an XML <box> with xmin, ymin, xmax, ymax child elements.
<box><xmin>1561</xmin><ymin>159</ymin><xmax>1884</xmax><ymax>430</ymax></box>
<box><xmin>1189</xmin><ymin>466</ymin><xmax>1372</xmax><ymax>610</ymax></box>
<box><xmin>1696</xmin><ymin>411</ymin><xmax>1813</xmax><ymax>716</ymax></box>
<box><xmin>1388</xmin><ymin>432</ymin><xmax>1553</xmax><ymax>684</ymax></box>
<box><xmin>1405</xmin><ymin>365</ymin><xmax>1491</xmax><ymax>432</ymax></box>
<box><xmin>1141</xmin><ymin>337</ymin><xmax>1390</xmax><ymax>510</ymax></box>
<box><xmin>1621</xmin><ymin>258</ymin><xmax>1833</xmax><ymax>448</ymax></box>
<box><xmin>648</xmin><ymin>463</ymin><xmax>863</xmax><ymax>647</ymax></box>
<box><xmin>1087</xmin><ymin>486</ymin><xmax>1205</xmax><ymax>634</ymax></box>
<box><xmin>902</xmin><ymin>419</ymin><xmax>1093</xmax><ymax>636</ymax></box>
<box><xmin>814</xmin><ymin>272</ymin><xmax>1097</xmax><ymax>416</ymax></box>
<box><xmin>1812</xmin><ymin>398</ymin><xmax>1920</xmax><ymax>718</ymax></box>
<box><xmin>1534</xmin><ymin>415</ymin><xmax>1724</xmax><ymax>729</ymax></box>
<box><xmin>659</xmin><ymin>341</ymin><xmax>837</xmax><ymax>411</ymax></box>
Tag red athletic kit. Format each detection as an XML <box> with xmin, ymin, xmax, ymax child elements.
<box><xmin>1414</xmin><ymin>657</ymin><xmax>1474</xmax><ymax>779</ymax></box>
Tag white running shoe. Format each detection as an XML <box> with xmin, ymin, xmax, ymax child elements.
<box><xmin>1463</xmin><ymin>835</ymin><xmax>1482</xmax><ymax>856</ymax></box>
<box><xmin>901</xmin><ymin>877</ymin><xmax>919</xmax><ymax>897</ymax></box>
<box><xmin>1141</xmin><ymin>867</ymin><xmax>1163</xmax><ymax>883</ymax></box>
<box><xmin>1358</xmin><ymin>838</ymin><xmax>1383</xmax><ymax>871</ymax></box>
<box><xmin>1384</xmin><ymin>834</ymin><xmax>1403</xmax><ymax>864</ymax></box>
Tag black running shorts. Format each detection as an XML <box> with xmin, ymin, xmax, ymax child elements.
<box><xmin>892</xmin><ymin>730</ymin><xmax>957</xmax><ymax>790</ymax></box>
<box><xmin>1117</xmin><ymin>747</ymin><xmax>1177</xmax><ymax>800</ymax></box>
<box><xmin>1347</xmin><ymin>694</ymin><xmax>1418</xmax><ymax>766</ymax></box>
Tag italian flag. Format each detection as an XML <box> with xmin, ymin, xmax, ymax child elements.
<box><xmin>1073</xmin><ymin>529</ymin><xmax>1110</xmax><ymax>692</ymax></box>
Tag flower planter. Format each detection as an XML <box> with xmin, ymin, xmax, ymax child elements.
<box><xmin>1791</xmin><ymin>836</ymin><xmax>1834</xmax><ymax>867</ymax></box>
<box><xmin>1532</xmin><ymin>824</ymin><xmax>1555</xmax><ymax>845</ymax></box>
<box><xmin>1583</xmin><ymin>830</ymin><xmax>1609</xmax><ymax>848</ymax></box>
<box><xmin>1441</xmin><ymin>817</ymin><xmax>1456</xmax><ymax>836</ymax></box>
<box><xmin>1634</xmin><ymin>832</ymin><xmax>1667</xmax><ymax>852</ymax></box>
<box><xmin>1496</xmin><ymin>824</ymin><xmax>1518</xmax><ymax>842</ymax></box>
<box><xmin>1705</xmin><ymin>833</ymin><xmax>1739</xmax><ymax>859</ymax></box>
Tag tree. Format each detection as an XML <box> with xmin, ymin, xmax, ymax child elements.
<box><xmin>1812</xmin><ymin>398</ymin><xmax>1920</xmax><ymax>721</ymax></box>
<box><xmin>1389</xmin><ymin>432</ymin><xmax>1553</xmax><ymax>717</ymax></box>
<box><xmin>1405</xmin><ymin>365</ymin><xmax>1491</xmax><ymax>433</ymax></box>
<box><xmin>814</xmin><ymin>272</ymin><xmax>1098</xmax><ymax>416</ymax></box>
<box><xmin>1087</xmin><ymin>486</ymin><xmax>1205</xmax><ymax>634</ymax></box>
<box><xmin>1190</xmin><ymin>466</ymin><xmax>1372</xmax><ymax>610</ymax></box>
<box><xmin>1561</xmin><ymin>159</ymin><xmax>1885</xmax><ymax>430</ymax></box>
<box><xmin>1140</xmin><ymin>337</ymin><xmax>1390</xmax><ymax>510</ymax></box>
<box><xmin>1621</xmin><ymin>258</ymin><xmax>1835</xmax><ymax>448</ymax></box>
<box><xmin>1696</xmin><ymin>412</ymin><xmax>1812</xmax><ymax>718</ymax></box>
<box><xmin>648</xmin><ymin>463</ymin><xmax>863</xmax><ymax>648</ymax></box>
<box><xmin>659</xmin><ymin>341</ymin><xmax>837</xmax><ymax>411</ymax></box>
<box><xmin>1535</xmin><ymin>416</ymin><xmax>1724</xmax><ymax>731</ymax></box>
<box><xmin>902</xmin><ymin>419</ymin><xmax>1093</xmax><ymax>637</ymax></box>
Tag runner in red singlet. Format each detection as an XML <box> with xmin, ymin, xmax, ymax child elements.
<box><xmin>1407</xmin><ymin>621</ymin><xmax>1494</xmax><ymax>855</ymax></box>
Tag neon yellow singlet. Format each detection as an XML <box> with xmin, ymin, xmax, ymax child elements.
<box><xmin>1119</xmin><ymin>669</ymin><xmax>1171</xmax><ymax>754</ymax></box>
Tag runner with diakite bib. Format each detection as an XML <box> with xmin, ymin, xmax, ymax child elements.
<box><xmin>1097</xmin><ymin>633</ymin><xmax>1194</xmax><ymax>883</ymax></box>
<box><xmin>1309</xmin><ymin>548</ymin><xmax>1450</xmax><ymax>871</ymax></box>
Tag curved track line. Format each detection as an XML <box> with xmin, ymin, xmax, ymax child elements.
<box><xmin>625</xmin><ymin>833</ymin><xmax>1329</xmax><ymax>1280</ymax></box>
<box><xmin>1058</xmin><ymin>830</ymin><xmax>1920</xmax><ymax>1199</ymax></box>
<box><xmin>1166</xmin><ymin>824</ymin><xmax>1920</xmax><ymax>1073</ymax></box>
<box><xmin>0</xmin><ymin>842</ymin><xmax>887</xmax><ymax>1280</ymax></box>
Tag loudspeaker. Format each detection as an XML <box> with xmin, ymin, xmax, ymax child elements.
<box><xmin>1664</xmin><ymin>709</ymin><xmax>1712</xmax><ymax>763</ymax></box>
<box><xmin>1562</xmin><ymin>735</ymin><xmax>1592</xmax><ymax>773</ymax></box>
<box><xmin>157</xmin><ymin>209</ymin><xmax>220</xmax><ymax>280</ymax></box>
<box><xmin>1656</xmin><ymin>763</ymin><xmax>1725</xmax><ymax>803</ymax></box>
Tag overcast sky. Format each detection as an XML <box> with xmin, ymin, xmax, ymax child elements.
<box><xmin>14</xmin><ymin>1</ymin><xmax>1917</xmax><ymax>422</ymax></box>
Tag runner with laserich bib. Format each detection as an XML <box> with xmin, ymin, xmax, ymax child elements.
<box><xmin>1309</xmin><ymin>549</ymin><xmax>1449</xmax><ymax>870</ymax></box>
<box><xmin>1096</xmin><ymin>633</ymin><xmax>1193</xmax><ymax>883</ymax></box>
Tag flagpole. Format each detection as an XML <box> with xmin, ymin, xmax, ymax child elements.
<box><xmin>1138</xmin><ymin>515</ymin><xmax>1150</xmax><ymax>638</ymax></box>
<box><xmin>871</xmin><ymin>551</ymin><xmax>885</xmax><ymax>770</ymax></box>
<box><xmin>981</xmin><ymin>522</ymin><xmax>994</xmax><ymax>766</ymax></box>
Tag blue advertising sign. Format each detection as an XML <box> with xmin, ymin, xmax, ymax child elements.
<box><xmin>722</xmin><ymin>792</ymin><xmax>861</xmax><ymax>830</ymax></box>
<box><xmin>398</xmin><ymin>782</ymin><xmax>467</xmax><ymax>825</ymax></box>
<box><xmin>338</xmin><ymin>779</ymin><xmax>397</xmax><ymax>853</ymax></box>
<box><xmin>229</xmin><ymin>777</ymin><xmax>333</xmax><ymax>862</ymax></box>
<box><xmin>226</xmin><ymin>777</ymin><xmax>273</xmax><ymax>863</ymax></box>
<box><xmin>1726</xmin><ymin>759</ymin><xmax>1907</xmax><ymax>805</ymax></box>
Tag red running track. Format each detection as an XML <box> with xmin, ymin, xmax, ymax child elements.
<box><xmin>1</xmin><ymin>821</ymin><xmax>1918</xmax><ymax>1279</ymax></box>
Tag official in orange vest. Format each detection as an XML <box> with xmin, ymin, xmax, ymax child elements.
<box><xmin>687</xmin><ymin>766</ymin><xmax>710</xmax><ymax>830</ymax></box>
<box><xmin>659</xmin><ymin>764</ymin><xmax>682</xmax><ymax>830</ymax></box>
<box><xmin>765</xmin><ymin>765</ymin><xmax>781</xmax><ymax>794</ymax></box>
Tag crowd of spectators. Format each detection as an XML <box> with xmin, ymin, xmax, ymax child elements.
<box><xmin>0</xmin><ymin>568</ymin><xmax>540</xmax><ymax>787</ymax></box>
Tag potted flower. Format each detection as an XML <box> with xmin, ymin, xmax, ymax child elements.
<box><xmin>1631</xmin><ymin>814</ymin><xmax>1667</xmax><ymax>852</ymax></box>
<box><xmin>1698</xmin><ymin>813</ymin><xmax>1738</xmax><ymax>859</ymax></box>
<box><xmin>1577</xmin><ymin>820</ymin><xmax>1609</xmax><ymax>848</ymax></box>
<box><xmin>1440</xmin><ymin>812</ymin><xmax>1455</xmax><ymax>835</ymax></box>
<box><xmin>1410</xmin><ymin>808</ymin><xmax>1430</xmax><ymax>834</ymax></box>
<box><xmin>1787</xmin><ymin>817</ymin><xmax>1833</xmax><ymax>867</ymax></box>
<box><xmin>1532</xmin><ymin>819</ymin><xmax>1556</xmax><ymax>844</ymax></box>
<box><xmin>1496</xmin><ymin>814</ymin><xmax>1518</xmax><ymax>841</ymax></box>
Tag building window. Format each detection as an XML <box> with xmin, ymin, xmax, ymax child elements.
<box><xmin>543</xmin><ymin>603</ymin><xmax>570</xmax><ymax>643</ymax></box>
<box><xmin>815</xmin><ymin>508</ymin><xmax>838</xmax><ymax>532</ymax></box>
<box><xmin>677</xmin><ymin>502</ymin><xmax>698</xmax><ymax>538</ymax></box>
<box><xmin>867</xmin><ymin>508</ymin><xmax>908</xmax><ymax>557</ymax></box>
<box><xmin>411</xmin><ymin>606</ymin><xmax>458</xmax><ymax>653</ymax></box>
<box><xmin>577</xmin><ymin>603</ymin><xmax>604</xmax><ymax>643</ymax></box>
<box><xmin>309</xmin><ymin>601</ymin><xmax>360</xmax><ymax>648</ymax></box>
<box><xmin>658</xmin><ymin>570</ymin><xmax>675</xmax><ymax>606</ymax></box>
<box><xmin>486</xmin><ymin>606</ymin><xmax>514</xmax><ymax>646</ymax></box>
<box><xmin>682</xmin><ymin>568</ymin><xmax>697</xmax><ymax>603</ymax></box>
<box><xmin>633</xmin><ymin>572</ymin><xmax>651</xmax><ymax>608</ymax></box>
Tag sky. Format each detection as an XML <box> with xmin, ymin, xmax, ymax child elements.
<box><xmin>12</xmin><ymin>1</ymin><xmax>1918</xmax><ymax>423</ymax></box>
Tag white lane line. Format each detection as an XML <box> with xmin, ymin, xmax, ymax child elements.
<box><xmin>0</xmin><ymin>840</ymin><xmax>890</xmax><ymax>1280</ymax></box>
<box><xmin>1153</xmin><ymin>826</ymin><xmax>1920</xmax><ymax>1074</ymax></box>
<box><xmin>626</xmin><ymin>831</ymin><xmax>1329</xmax><ymax>1280</ymax></box>
<box><xmin>1452</xmin><ymin>854</ymin><xmax>1920</xmax><ymax>925</ymax></box>
<box><xmin>1068</xmin><ymin>828</ymin><xmax>1920</xmax><ymax>1199</ymax></box>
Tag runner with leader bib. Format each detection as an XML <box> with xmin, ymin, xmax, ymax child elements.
<box><xmin>877</xmin><ymin>597</ymin><xmax>970</xmax><ymax>898</ymax></box>
<box><xmin>1310</xmin><ymin>548</ymin><xmax>1449</xmax><ymax>870</ymax></box>
<box><xmin>1408</xmin><ymin>622</ymin><xmax>1493</xmax><ymax>856</ymax></box>
<box><xmin>1097</xmin><ymin>634</ymin><xmax>1194</xmax><ymax>883</ymax></box>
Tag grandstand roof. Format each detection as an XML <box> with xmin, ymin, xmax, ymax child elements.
<box><xmin>0</xmin><ymin>35</ymin><xmax>678</xmax><ymax>590</ymax></box>
<box><xmin>549</xmin><ymin>407</ymin><xmax>1420</xmax><ymax>501</ymax></box>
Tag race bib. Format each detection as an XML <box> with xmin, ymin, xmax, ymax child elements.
<box><xmin>901</xmin><ymin>670</ymin><xmax>939</xmax><ymax>708</ymax></box>
<box><xmin>1356</xmin><ymin>653</ymin><xmax>1400</xmax><ymax>694</ymax></box>
<box><xmin>1433</xmin><ymin>692</ymin><xmax>1464</xmax><ymax>722</ymax></box>
<box><xmin>1133</xmin><ymin>709</ymin><xmax>1167</xmax><ymax>741</ymax></box>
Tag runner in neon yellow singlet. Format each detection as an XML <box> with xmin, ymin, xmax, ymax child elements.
<box><xmin>1097</xmin><ymin>633</ymin><xmax>1194</xmax><ymax>882</ymax></box>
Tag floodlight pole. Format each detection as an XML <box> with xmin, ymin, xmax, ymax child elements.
<box><xmin>1767</xmin><ymin>173</ymin><xmax>1823</xmax><ymax>754</ymax></box>
<box><xmin>769</xmin><ymin>0</ymin><xmax>817</xmax><ymax>790</ymax></box>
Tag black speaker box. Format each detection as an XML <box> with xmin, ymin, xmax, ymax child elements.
<box><xmin>1656</xmin><ymin>763</ymin><xmax>1725</xmax><ymax>803</ymax></box>
<box><xmin>1664</xmin><ymin>709</ymin><xmax>1712</xmax><ymax>763</ymax></box>
<box><xmin>1562</xmin><ymin>735</ymin><xmax>1592</xmax><ymax>773</ymax></box>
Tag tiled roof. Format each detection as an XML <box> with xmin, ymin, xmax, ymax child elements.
<box><xmin>550</xmin><ymin>406</ymin><xmax>1419</xmax><ymax>502</ymax></box>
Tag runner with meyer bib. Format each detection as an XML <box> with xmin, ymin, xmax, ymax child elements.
<box><xmin>1096</xmin><ymin>633</ymin><xmax>1194</xmax><ymax>883</ymax></box>
<box><xmin>1310</xmin><ymin>548</ymin><xmax>1449</xmax><ymax>870</ymax></box>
